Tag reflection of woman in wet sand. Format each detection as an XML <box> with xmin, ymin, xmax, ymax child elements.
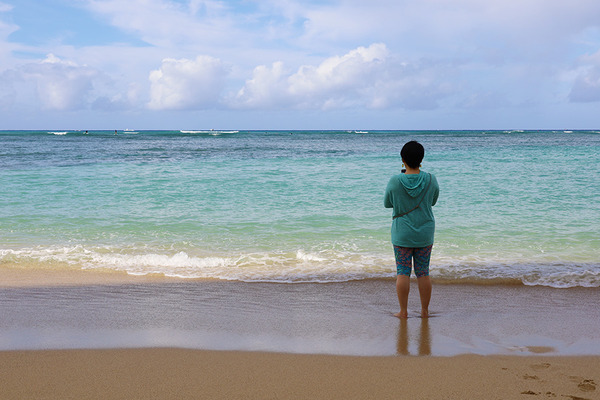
<box><xmin>397</xmin><ymin>318</ymin><xmax>431</xmax><ymax>356</ymax></box>
<box><xmin>384</xmin><ymin>141</ymin><xmax>439</xmax><ymax>319</ymax></box>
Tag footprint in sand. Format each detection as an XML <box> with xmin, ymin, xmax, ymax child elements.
<box><xmin>530</xmin><ymin>363</ymin><xmax>551</xmax><ymax>371</ymax></box>
<box><xmin>521</xmin><ymin>390</ymin><xmax>538</xmax><ymax>395</ymax></box>
<box><xmin>523</xmin><ymin>374</ymin><xmax>540</xmax><ymax>381</ymax></box>
<box><xmin>577</xmin><ymin>379</ymin><xmax>596</xmax><ymax>393</ymax></box>
<box><xmin>519</xmin><ymin>390</ymin><xmax>557</xmax><ymax>396</ymax></box>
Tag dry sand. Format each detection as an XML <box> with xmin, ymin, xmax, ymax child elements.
<box><xmin>0</xmin><ymin>348</ymin><xmax>598</xmax><ymax>400</ymax></box>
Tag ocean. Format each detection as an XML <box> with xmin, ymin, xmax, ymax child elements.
<box><xmin>1</xmin><ymin>129</ymin><xmax>599</xmax><ymax>288</ymax></box>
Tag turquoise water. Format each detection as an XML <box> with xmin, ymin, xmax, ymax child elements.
<box><xmin>1</xmin><ymin>130</ymin><xmax>599</xmax><ymax>287</ymax></box>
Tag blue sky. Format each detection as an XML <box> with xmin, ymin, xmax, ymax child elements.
<box><xmin>1</xmin><ymin>0</ymin><xmax>600</xmax><ymax>130</ymax></box>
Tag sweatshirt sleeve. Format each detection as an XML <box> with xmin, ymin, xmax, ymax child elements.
<box><xmin>384</xmin><ymin>177</ymin><xmax>395</xmax><ymax>208</ymax></box>
<box><xmin>431</xmin><ymin>175</ymin><xmax>439</xmax><ymax>206</ymax></box>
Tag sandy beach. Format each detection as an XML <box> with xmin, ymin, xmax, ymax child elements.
<box><xmin>1</xmin><ymin>270</ymin><xmax>599</xmax><ymax>399</ymax></box>
<box><xmin>0</xmin><ymin>348</ymin><xmax>598</xmax><ymax>399</ymax></box>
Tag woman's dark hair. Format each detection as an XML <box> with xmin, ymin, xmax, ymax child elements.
<box><xmin>400</xmin><ymin>141</ymin><xmax>425</xmax><ymax>169</ymax></box>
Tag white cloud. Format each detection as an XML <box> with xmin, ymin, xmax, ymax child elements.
<box><xmin>84</xmin><ymin>0</ymin><xmax>237</xmax><ymax>49</ymax></box>
<box><xmin>0</xmin><ymin>71</ymin><xmax>16</xmax><ymax>109</ymax></box>
<box><xmin>0</xmin><ymin>2</ymin><xmax>13</xmax><ymax>13</ymax></box>
<box><xmin>0</xmin><ymin>53</ymin><xmax>139</xmax><ymax>112</ymax></box>
<box><xmin>233</xmin><ymin>43</ymin><xmax>454</xmax><ymax>111</ymax></box>
<box><xmin>372</xmin><ymin>60</ymin><xmax>457</xmax><ymax>110</ymax></box>
<box><xmin>148</xmin><ymin>55</ymin><xmax>227</xmax><ymax>110</ymax></box>
<box><xmin>569</xmin><ymin>52</ymin><xmax>600</xmax><ymax>102</ymax></box>
<box><xmin>288</xmin><ymin>44</ymin><xmax>387</xmax><ymax>96</ymax></box>
<box><xmin>570</xmin><ymin>67</ymin><xmax>600</xmax><ymax>102</ymax></box>
<box><xmin>0</xmin><ymin>3</ymin><xmax>16</xmax><ymax>109</ymax></box>
<box><xmin>0</xmin><ymin>2</ymin><xmax>18</xmax><ymax>61</ymax></box>
<box><xmin>91</xmin><ymin>82</ymin><xmax>143</xmax><ymax>111</ymax></box>
<box><xmin>234</xmin><ymin>44</ymin><xmax>388</xmax><ymax>109</ymax></box>
<box><xmin>232</xmin><ymin>61</ymin><xmax>291</xmax><ymax>109</ymax></box>
<box><xmin>19</xmin><ymin>54</ymin><xmax>99</xmax><ymax>111</ymax></box>
<box><xmin>563</xmin><ymin>47</ymin><xmax>600</xmax><ymax>103</ymax></box>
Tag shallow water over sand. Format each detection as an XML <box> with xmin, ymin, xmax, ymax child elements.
<box><xmin>1</xmin><ymin>280</ymin><xmax>598</xmax><ymax>356</ymax></box>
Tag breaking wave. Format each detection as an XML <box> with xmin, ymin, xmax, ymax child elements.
<box><xmin>1</xmin><ymin>246</ymin><xmax>599</xmax><ymax>287</ymax></box>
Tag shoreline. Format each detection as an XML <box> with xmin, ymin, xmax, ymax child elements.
<box><xmin>0</xmin><ymin>263</ymin><xmax>557</xmax><ymax>288</ymax></box>
<box><xmin>1</xmin><ymin>348</ymin><xmax>598</xmax><ymax>399</ymax></box>
<box><xmin>0</xmin><ymin>265</ymin><xmax>187</xmax><ymax>287</ymax></box>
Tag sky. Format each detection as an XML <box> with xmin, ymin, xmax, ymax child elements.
<box><xmin>1</xmin><ymin>0</ymin><xmax>600</xmax><ymax>130</ymax></box>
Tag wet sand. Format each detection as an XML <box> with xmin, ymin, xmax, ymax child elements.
<box><xmin>1</xmin><ymin>271</ymin><xmax>598</xmax><ymax>355</ymax></box>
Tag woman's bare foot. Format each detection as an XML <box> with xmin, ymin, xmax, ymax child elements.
<box><xmin>394</xmin><ymin>311</ymin><xmax>408</xmax><ymax>319</ymax></box>
<box><xmin>421</xmin><ymin>310</ymin><xmax>429</xmax><ymax>318</ymax></box>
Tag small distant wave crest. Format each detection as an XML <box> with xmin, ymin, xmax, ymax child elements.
<box><xmin>1</xmin><ymin>246</ymin><xmax>599</xmax><ymax>287</ymax></box>
<box><xmin>180</xmin><ymin>130</ymin><xmax>239</xmax><ymax>135</ymax></box>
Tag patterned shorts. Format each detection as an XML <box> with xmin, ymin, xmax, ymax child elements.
<box><xmin>393</xmin><ymin>245</ymin><xmax>433</xmax><ymax>277</ymax></box>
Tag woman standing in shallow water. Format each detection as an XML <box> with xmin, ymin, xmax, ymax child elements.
<box><xmin>384</xmin><ymin>141</ymin><xmax>439</xmax><ymax>319</ymax></box>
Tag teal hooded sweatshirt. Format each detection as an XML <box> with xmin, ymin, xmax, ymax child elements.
<box><xmin>384</xmin><ymin>171</ymin><xmax>439</xmax><ymax>248</ymax></box>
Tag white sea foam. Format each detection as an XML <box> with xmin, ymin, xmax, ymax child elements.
<box><xmin>296</xmin><ymin>249</ymin><xmax>326</xmax><ymax>262</ymax></box>
<box><xmin>1</xmin><ymin>246</ymin><xmax>599</xmax><ymax>287</ymax></box>
<box><xmin>48</xmin><ymin>131</ymin><xmax>68</xmax><ymax>135</ymax></box>
<box><xmin>0</xmin><ymin>246</ymin><xmax>388</xmax><ymax>283</ymax></box>
<box><xmin>430</xmin><ymin>256</ymin><xmax>600</xmax><ymax>288</ymax></box>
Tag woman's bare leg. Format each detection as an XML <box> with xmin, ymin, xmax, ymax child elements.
<box><xmin>394</xmin><ymin>275</ymin><xmax>410</xmax><ymax>318</ymax></box>
<box><xmin>417</xmin><ymin>275</ymin><xmax>432</xmax><ymax>318</ymax></box>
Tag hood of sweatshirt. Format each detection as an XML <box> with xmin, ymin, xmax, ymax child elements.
<box><xmin>398</xmin><ymin>172</ymin><xmax>428</xmax><ymax>198</ymax></box>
